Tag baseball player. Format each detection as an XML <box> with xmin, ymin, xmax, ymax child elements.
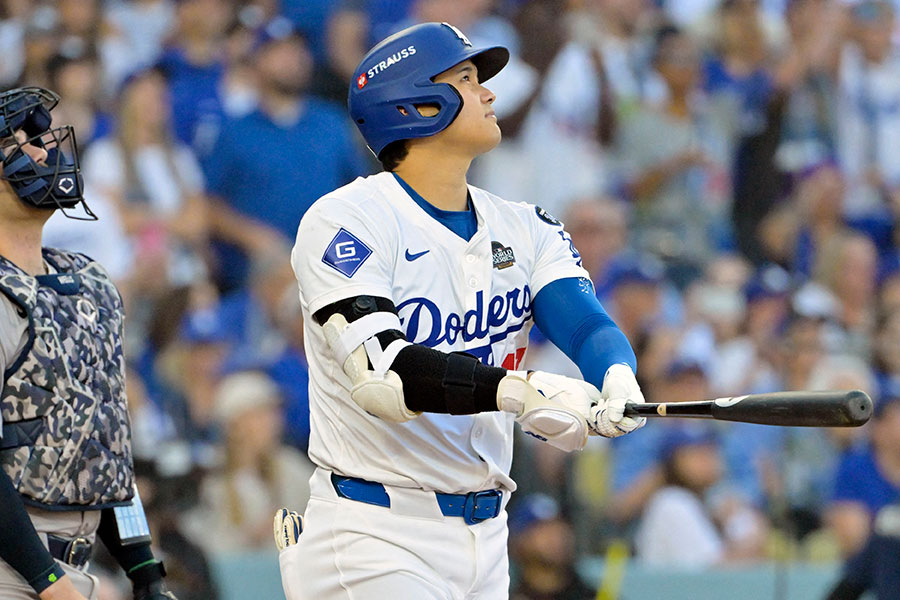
<box><xmin>277</xmin><ymin>23</ymin><xmax>647</xmax><ymax>599</ymax></box>
<box><xmin>0</xmin><ymin>87</ymin><xmax>176</xmax><ymax>600</ymax></box>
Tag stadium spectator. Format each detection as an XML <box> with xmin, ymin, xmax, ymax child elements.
<box><xmin>779</xmin><ymin>354</ymin><xmax>876</xmax><ymax>535</ymax></box>
<box><xmin>580</xmin><ymin>0</ymin><xmax>661</xmax><ymax>105</ymax></box>
<box><xmin>617</xmin><ymin>25</ymin><xmax>732</xmax><ymax>284</ymax></box>
<box><xmin>774</xmin><ymin>0</ymin><xmax>843</xmax><ymax>177</ymax></box>
<box><xmin>185</xmin><ymin>371</ymin><xmax>314</xmax><ymax>553</ymax></box>
<box><xmin>215</xmin><ymin>252</ymin><xmax>312</xmax><ymax>450</ymax></box>
<box><xmin>100</xmin><ymin>0</ymin><xmax>175</xmax><ymax>93</ymax></box>
<box><xmin>566</xmin><ymin>197</ymin><xmax>629</xmax><ymax>285</ymax></box>
<box><xmin>607</xmin><ymin>357</ymin><xmax>710</xmax><ymax>525</ymax></box>
<box><xmin>156</xmin><ymin>304</ymin><xmax>231</xmax><ymax>467</ymax></box>
<box><xmin>836</xmin><ymin>0</ymin><xmax>900</xmax><ymax>217</ymax></box>
<box><xmin>603</xmin><ymin>253</ymin><xmax>668</xmax><ymax>341</ymax></box>
<box><xmin>474</xmin><ymin>0</ymin><xmax>620</xmax><ymax>215</ymax></box>
<box><xmin>325</xmin><ymin>0</ymin><xmax>415</xmax><ymax>88</ymax></box>
<box><xmin>202</xmin><ymin>25</ymin><xmax>366</xmax><ymax>290</ymax></box>
<box><xmin>45</xmin><ymin>50</ymin><xmax>113</xmax><ymax>150</ymax></box>
<box><xmin>814</xmin><ymin>233</ymin><xmax>878</xmax><ymax>359</ymax></box>
<box><xmin>156</xmin><ymin>0</ymin><xmax>232</xmax><ymax>148</ymax></box>
<box><xmin>55</xmin><ymin>0</ymin><xmax>101</xmax><ymax>55</ymax></box>
<box><xmin>132</xmin><ymin>457</ymin><xmax>220</xmax><ymax>600</ymax></box>
<box><xmin>708</xmin><ymin>264</ymin><xmax>788</xmax><ymax>397</ymax></box>
<box><xmin>40</xmin><ymin>52</ymin><xmax>133</xmax><ymax>284</ymax></box>
<box><xmin>635</xmin><ymin>425</ymin><xmax>768</xmax><ymax>566</ymax></box>
<box><xmin>826</xmin><ymin>397</ymin><xmax>900</xmax><ymax>557</ymax></box>
<box><xmin>80</xmin><ymin>68</ymin><xmax>210</xmax><ymax>290</ymax></box>
<box><xmin>787</xmin><ymin>162</ymin><xmax>850</xmax><ymax>279</ymax></box>
<box><xmin>825</xmin><ymin>502</ymin><xmax>900</xmax><ymax>600</ymax></box>
<box><xmin>679</xmin><ymin>255</ymin><xmax>751</xmax><ymax>374</ymax></box>
<box><xmin>702</xmin><ymin>0</ymin><xmax>775</xmax><ymax>145</ymax></box>
<box><xmin>728</xmin><ymin>0</ymin><xmax>844</xmax><ymax>265</ymax></box>
<box><xmin>20</xmin><ymin>5</ymin><xmax>58</xmax><ymax>89</ymax></box>
<box><xmin>874</xmin><ymin>309</ymin><xmax>900</xmax><ymax>401</ymax></box>
<box><xmin>0</xmin><ymin>1</ymin><xmax>27</xmax><ymax>86</ymax></box>
<box><xmin>509</xmin><ymin>494</ymin><xmax>595</xmax><ymax>600</ymax></box>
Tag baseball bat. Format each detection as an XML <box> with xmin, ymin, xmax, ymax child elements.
<box><xmin>623</xmin><ymin>390</ymin><xmax>872</xmax><ymax>427</ymax></box>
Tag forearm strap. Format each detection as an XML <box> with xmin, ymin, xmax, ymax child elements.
<box><xmin>443</xmin><ymin>352</ymin><xmax>478</xmax><ymax>414</ymax></box>
<box><xmin>395</xmin><ymin>345</ymin><xmax>506</xmax><ymax>414</ymax></box>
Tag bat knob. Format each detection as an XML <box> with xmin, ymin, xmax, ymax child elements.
<box><xmin>845</xmin><ymin>390</ymin><xmax>873</xmax><ymax>425</ymax></box>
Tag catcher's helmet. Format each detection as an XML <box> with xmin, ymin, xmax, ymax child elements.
<box><xmin>348</xmin><ymin>22</ymin><xmax>509</xmax><ymax>157</ymax></box>
<box><xmin>0</xmin><ymin>87</ymin><xmax>91</xmax><ymax>218</ymax></box>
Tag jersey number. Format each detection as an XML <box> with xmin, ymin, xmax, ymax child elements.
<box><xmin>501</xmin><ymin>347</ymin><xmax>526</xmax><ymax>370</ymax></box>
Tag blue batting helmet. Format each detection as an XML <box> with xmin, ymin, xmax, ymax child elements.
<box><xmin>348</xmin><ymin>22</ymin><xmax>509</xmax><ymax>157</ymax></box>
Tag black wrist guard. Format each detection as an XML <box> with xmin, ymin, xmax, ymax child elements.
<box><xmin>131</xmin><ymin>562</ymin><xmax>178</xmax><ymax>600</ymax></box>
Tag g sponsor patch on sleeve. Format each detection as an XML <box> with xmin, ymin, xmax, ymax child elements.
<box><xmin>322</xmin><ymin>228</ymin><xmax>373</xmax><ymax>278</ymax></box>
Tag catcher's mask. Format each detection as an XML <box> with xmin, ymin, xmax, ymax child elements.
<box><xmin>0</xmin><ymin>86</ymin><xmax>94</xmax><ymax>220</ymax></box>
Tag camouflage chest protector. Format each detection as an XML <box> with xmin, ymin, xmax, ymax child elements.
<box><xmin>0</xmin><ymin>248</ymin><xmax>133</xmax><ymax>508</ymax></box>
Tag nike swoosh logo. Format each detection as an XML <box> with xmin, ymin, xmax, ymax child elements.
<box><xmin>405</xmin><ymin>249</ymin><xmax>429</xmax><ymax>261</ymax></box>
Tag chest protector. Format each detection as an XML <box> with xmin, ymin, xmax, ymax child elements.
<box><xmin>0</xmin><ymin>248</ymin><xmax>133</xmax><ymax>509</ymax></box>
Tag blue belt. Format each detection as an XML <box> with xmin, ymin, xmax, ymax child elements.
<box><xmin>330</xmin><ymin>473</ymin><xmax>502</xmax><ymax>526</ymax></box>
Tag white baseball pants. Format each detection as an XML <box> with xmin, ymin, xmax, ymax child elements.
<box><xmin>278</xmin><ymin>468</ymin><xmax>510</xmax><ymax>600</ymax></box>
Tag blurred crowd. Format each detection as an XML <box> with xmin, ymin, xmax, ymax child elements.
<box><xmin>6</xmin><ymin>0</ymin><xmax>900</xmax><ymax>597</ymax></box>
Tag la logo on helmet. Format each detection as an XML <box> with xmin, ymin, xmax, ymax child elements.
<box><xmin>442</xmin><ymin>23</ymin><xmax>471</xmax><ymax>47</ymax></box>
<box><xmin>357</xmin><ymin>73</ymin><xmax>367</xmax><ymax>89</ymax></box>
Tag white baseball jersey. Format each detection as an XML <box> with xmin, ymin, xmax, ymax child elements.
<box><xmin>290</xmin><ymin>171</ymin><xmax>588</xmax><ymax>494</ymax></box>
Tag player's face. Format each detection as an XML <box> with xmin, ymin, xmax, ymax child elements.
<box><xmin>0</xmin><ymin>130</ymin><xmax>49</xmax><ymax>210</ymax></box>
<box><xmin>430</xmin><ymin>59</ymin><xmax>501</xmax><ymax>155</ymax></box>
<box><xmin>0</xmin><ymin>130</ymin><xmax>49</xmax><ymax>174</ymax></box>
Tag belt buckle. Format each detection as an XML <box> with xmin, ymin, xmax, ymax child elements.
<box><xmin>66</xmin><ymin>537</ymin><xmax>90</xmax><ymax>567</ymax></box>
<box><xmin>462</xmin><ymin>489</ymin><xmax>502</xmax><ymax>525</ymax></box>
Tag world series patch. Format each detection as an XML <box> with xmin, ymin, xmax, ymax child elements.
<box><xmin>492</xmin><ymin>241</ymin><xmax>515</xmax><ymax>269</ymax></box>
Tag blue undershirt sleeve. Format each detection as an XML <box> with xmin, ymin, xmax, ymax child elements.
<box><xmin>532</xmin><ymin>277</ymin><xmax>637</xmax><ymax>388</ymax></box>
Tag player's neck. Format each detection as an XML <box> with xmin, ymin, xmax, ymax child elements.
<box><xmin>393</xmin><ymin>151</ymin><xmax>471</xmax><ymax>212</ymax></box>
<box><xmin>0</xmin><ymin>195</ymin><xmax>50</xmax><ymax>275</ymax></box>
<box><xmin>0</xmin><ymin>222</ymin><xmax>46</xmax><ymax>275</ymax></box>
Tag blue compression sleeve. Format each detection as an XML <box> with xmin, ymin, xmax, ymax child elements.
<box><xmin>532</xmin><ymin>277</ymin><xmax>636</xmax><ymax>388</ymax></box>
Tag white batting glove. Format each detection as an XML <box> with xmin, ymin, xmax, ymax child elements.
<box><xmin>497</xmin><ymin>371</ymin><xmax>597</xmax><ymax>452</ymax></box>
<box><xmin>274</xmin><ymin>508</ymin><xmax>304</xmax><ymax>551</ymax></box>
<box><xmin>590</xmin><ymin>363</ymin><xmax>647</xmax><ymax>438</ymax></box>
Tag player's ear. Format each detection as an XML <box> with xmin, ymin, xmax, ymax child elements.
<box><xmin>414</xmin><ymin>103</ymin><xmax>440</xmax><ymax>117</ymax></box>
<box><xmin>395</xmin><ymin>105</ymin><xmax>440</xmax><ymax>117</ymax></box>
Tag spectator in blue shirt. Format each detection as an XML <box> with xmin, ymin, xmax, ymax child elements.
<box><xmin>826</xmin><ymin>502</ymin><xmax>900</xmax><ymax>600</ymax></box>
<box><xmin>325</xmin><ymin>0</ymin><xmax>416</xmax><ymax>88</ymax></box>
<box><xmin>216</xmin><ymin>253</ymin><xmax>312</xmax><ymax>450</ymax></box>
<box><xmin>827</xmin><ymin>397</ymin><xmax>900</xmax><ymax>557</ymax></box>
<box><xmin>203</xmin><ymin>25</ymin><xmax>368</xmax><ymax>290</ymax></box>
<box><xmin>156</xmin><ymin>0</ymin><xmax>232</xmax><ymax>147</ymax></box>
